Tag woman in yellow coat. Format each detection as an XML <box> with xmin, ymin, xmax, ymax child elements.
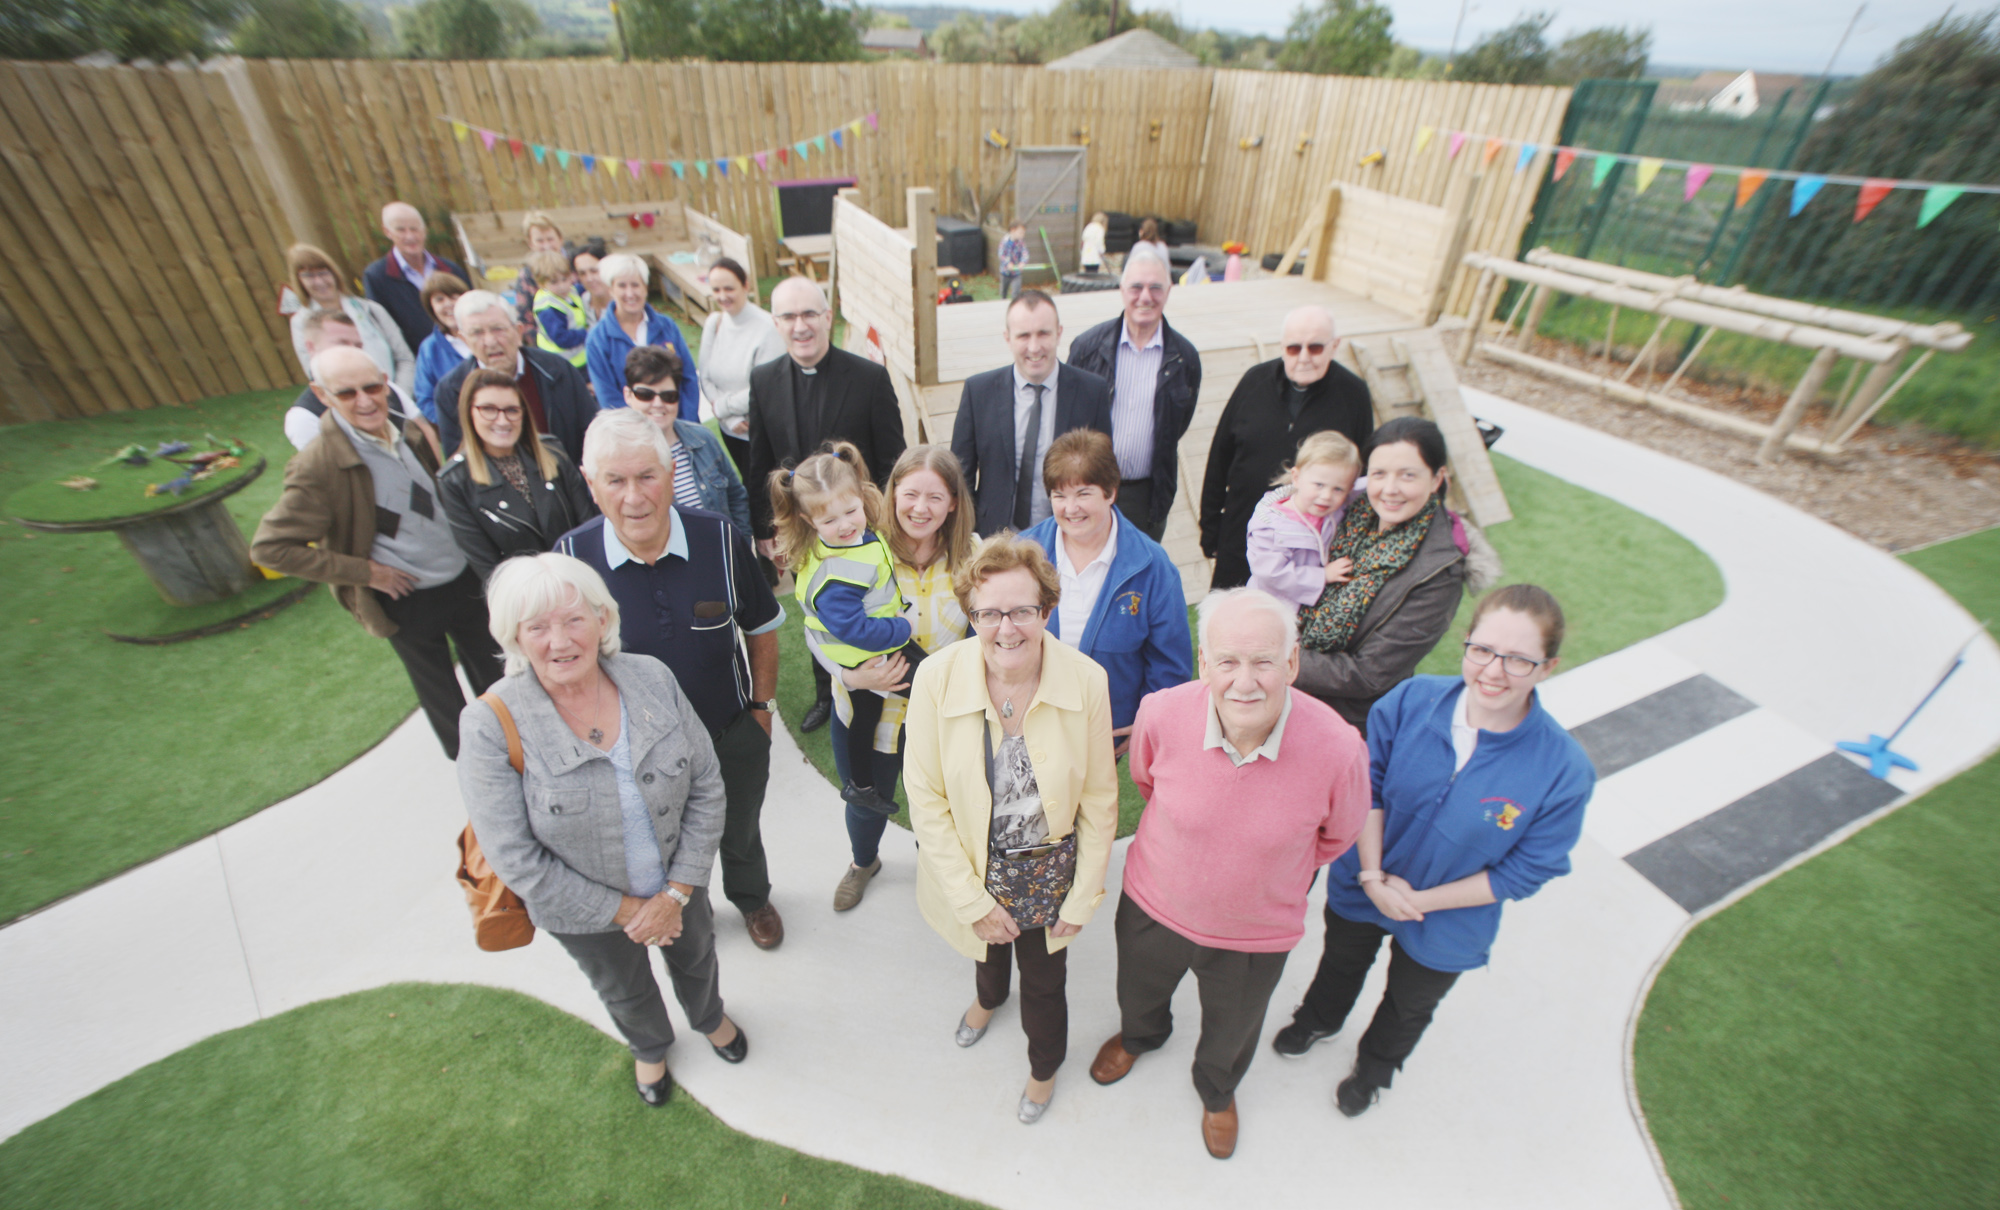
<box><xmin>904</xmin><ymin>534</ymin><xmax>1120</xmax><ymax>1126</ymax></box>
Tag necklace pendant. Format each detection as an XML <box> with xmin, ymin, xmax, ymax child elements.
<box><xmin>589</xmin><ymin>727</ymin><xmax>605</xmax><ymax>744</ymax></box>
<box><xmin>1001</xmin><ymin>699</ymin><xmax>1014</xmax><ymax>719</ymax></box>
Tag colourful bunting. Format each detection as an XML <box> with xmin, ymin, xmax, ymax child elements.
<box><xmin>1553</xmin><ymin>147</ymin><xmax>1576</xmax><ymax>180</ymax></box>
<box><xmin>754</xmin><ymin>151</ymin><xmax>769</xmax><ymax>171</ymax></box>
<box><xmin>1416</xmin><ymin>125</ymin><xmax>1435</xmax><ymax>153</ymax></box>
<box><xmin>696</xmin><ymin>161</ymin><xmax>708</xmax><ymax>179</ymax></box>
<box><xmin>866</xmin><ymin>111</ymin><xmax>879</xmax><ymax>130</ymax></box>
<box><xmin>1918</xmin><ymin>185</ymin><xmax>1965</xmax><ymax>227</ymax></box>
<box><xmin>813</xmin><ymin>135</ymin><xmax>827</xmax><ymax>152</ymax></box>
<box><xmin>1481</xmin><ymin>138</ymin><xmax>1503</xmax><ymax>167</ymax></box>
<box><xmin>556</xmin><ymin>149</ymin><xmax>571</xmax><ymax>169</ymax></box>
<box><xmin>1790</xmin><ymin>176</ymin><xmax>1825</xmax><ymax>215</ymax></box>
<box><xmin>1854</xmin><ymin>178</ymin><xmax>1895</xmax><ymax>223</ymax></box>
<box><xmin>831</xmin><ymin>129</ymin><xmax>844</xmax><ymax>149</ymax></box>
<box><xmin>508</xmin><ymin>137</ymin><xmax>524</xmax><ymax>157</ymax></box>
<box><xmin>479</xmin><ymin>129</ymin><xmax>497</xmax><ymax>151</ymax></box>
<box><xmin>451</xmin><ymin>120</ymin><xmax>469</xmax><ymax>141</ymax></box>
<box><xmin>849</xmin><ymin>119</ymin><xmax>863</xmax><ymax>136</ymax></box>
<box><xmin>531</xmin><ymin>143</ymin><xmax>546</xmax><ymax>164</ymax></box>
<box><xmin>651</xmin><ymin>161</ymin><xmax>666</xmax><ymax>177</ymax></box>
<box><xmin>795</xmin><ymin>141</ymin><xmax>810</xmax><ymax>160</ymax></box>
<box><xmin>777</xmin><ymin>146</ymin><xmax>789</xmax><ymax>164</ymax></box>
<box><xmin>581</xmin><ymin>154</ymin><xmax>596</xmax><ymax>173</ymax></box>
<box><xmin>1683</xmin><ymin>164</ymin><xmax>1712</xmax><ymax>201</ymax></box>
<box><xmin>735</xmin><ymin>156</ymin><xmax>750</xmax><ymax>174</ymax></box>
<box><xmin>1448</xmin><ymin>131</ymin><xmax>1467</xmax><ymax>159</ymax></box>
<box><xmin>1735</xmin><ymin>170</ymin><xmax>1767</xmax><ymax>208</ymax></box>
<box><xmin>1635</xmin><ymin>157</ymin><xmax>1663</xmax><ymax>194</ymax></box>
<box><xmin>627</xmin><ymin>158</ymin><xmax>643</xmax><ymax>180</ymax></box>
<box><xmin>1591</xmin><ymin>154</ymin><xmax>1615</xmax><ymax>189</ymax></box>
<box><xmin>670</xmin><ymin>161</ymin><xmax>684</xmax><ymax>179</ymax></box>
<box><xmin>716</xmin><ymin>159</ymin><xmax>730</xmax><ymax>178</ymax></box>
<box><xmin>1515</xmin><ymin>143</ymin><xmax>1536</xmax><ymax>172</ymax></box>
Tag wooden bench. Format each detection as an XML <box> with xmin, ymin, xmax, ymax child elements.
<box><xmin>451</xmin><ymin>201</ymin><xmax>755</xmax><ymax>319</ymax></box>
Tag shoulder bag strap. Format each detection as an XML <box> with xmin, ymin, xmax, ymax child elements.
<box><xmin>479</xmin><ymin>691</ymin><xmax>524</xmax><ymax>775</ymax></box>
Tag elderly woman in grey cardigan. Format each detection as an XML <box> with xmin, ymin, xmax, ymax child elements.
<box><xmin>459</xmin><ymin>551</ymin><xmax>748</xmax><ymax>1107</ymax></box>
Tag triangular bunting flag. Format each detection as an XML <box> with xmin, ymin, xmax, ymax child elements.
<box><xmin>531</xmin><ymin>144</ymin><xmax>546</xmax><ymax>164</ymax></box>
<box><xmin>451</xmin><ymin>120</ymin><xmax>469</xmax><ymax>142</ymax></box>
<box><xmin>508</xmin><ymin>138</ymin><xmax>524</xmax><ymax>157</ymax></box>
<box><xmin>1553</xmin><ymin>147</ymin><xmax>1576</xmax><ymax>180</ymax></box>
<box><xmin>754</xmin><ymin>151</ymin><xmax>769</xmax><ymax>172</ymax></box>
<box><xmin>795</xmin><ymin>141</ymin><xmax>810</xmax><ymax>160</ymax></box>
<box><xmin>696</xmin><ymin>161</ymin><xmax>708</xmax><ymax>179</ymax></box>
<box><xmin>777</xmin><ymin>146</ymin><xmax>789</xmax><ymax>164</ymax></box>
<box><xmin>556</xmin><ymin>149</ymin><xmax>571</xmax><ymax>169</ymax></box>
<box><xmin>1515</xmin><ymin>143</ymin><xmax>1537</xmax><ymax>172</ymax></box>
<box><xmin>865</xmin><ymin>111</ymin><xmax>878</xmax><ymax>130</ymax></box>
<box><xmin>849</xmin><ymin>119</ymin><xmax>863</xmax><ymax>136</ymax></box>
<box><xmin>1791</xmin><ymin>175</ymin><xmax>1825</xmax><ymax>215</ymax></box>
<box><xmin>716</xmin><ymin>159</ymin><xmax>729</xmax><ymax>178</ymax></box>
<box><xmin>1591</xmin><ymin>154</ymin><xmax>1615</xmax><ymax>189</ymax></box>
<box><xmin>735</xmin><ymin>156</ymin><xmax>749</xmax><ymax>173</ymax></box>
<box><xmin>1635</xmin><ymin>157</ymin><xmax>1663</xmax><ymax>194</ymax></box>
<box><xmin>1683</xmin><ymin>164</ymin><xmax>1712</xmax><ymax>201</ymax></box>
<box><xmin>1447</xmin><ymin>131</ymin><xmax>1467</xmax><ymax>159</ymax></box>
<box><xmin>1735</xmin><ymin>170</ymin><xmax>1767</xmax><ymax>208</ymax></box>
<box><xmin>479</xmin><ymin>129</ymin><xmax>497</xmax><ymax>151</ymax></box>
<box><xmin>831</xmin><ymin>129</ymin><xmax>844</xmax><ymax>149</ymax></box>
<box><xmin>581</xmin><ymin>154</ymin><xmax>596</xmax><ymax>173</ymax></box>
<box><xmin>1918</xmin><ymin>185</ymin><xmax>1966</xmax><ymax>227</ymax></box>
<box><xmin>814</xmin><ymin>135</ymin><xmax>827</xmax><ymax>152</ymax></box>
<box><xmin>1481</xmin><ymin>138</ymin><xmax>1503</xmax><ymax>167</ymax></box>
<box><xmin>1854</xmin><ymin>178</ymin><xmax>1895</xmax><ymax>223</ymax></box>
<box><xmin>670</xmin><ymin>161</ymin><xmax>684</xmax><ymax>179</ymax></box>
<box><xmin>627</xmin><ymin>159</ymin><xmax>643</xmax><ymax>180</ymax></box>
<box><xmin>1416</xmin><ymin>126</ymin><xmax>1435</xmax><ymax>153</ymax></box>
<box><xmin>651</xmin><ymin>161</ymin><xmax>666</xmax><ymax>177</ymax></box>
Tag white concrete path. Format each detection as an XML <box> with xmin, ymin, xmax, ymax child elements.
<box><xmin>5</xmin><ymin>391</ymin><xmax>1996</xmax><ymax>1210</ymax></box>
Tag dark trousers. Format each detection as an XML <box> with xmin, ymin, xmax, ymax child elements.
<box><xmin>712</xmin><ymin>709</ymin><xmax>773</xmax><ymax>913</ymax></box>
<box><xmin>550</xmin><ymin>887</ymin><xmax>725</xmax><ymax>1064</ymax></box>
<box><xmin>1115</xmin><ymin>478</ymin><xmax>1168</xmax><ymax>542</ymax></box>
<box><xmin>829</xmin><ymin>712</ymin><xmax>906</xmax><ymax>866</ymax></box>
<box><xmin>838</xmin><ymin>641</ymin><xmax>926</xmax><ymax>792</ymax></box>
<box><xmin>1293</xmin><ymin>905</ymin><xmax>1462</xmax><ymax>1088</ymax></box>
<box><xmin>1114</xmin><ymin>893</ymin><xmax>1290</xmax><ymax>1111</ymax></box>
<box><xmin>975</xmin><ymin>927</ymin><xmax>1069</xmax><ymax>1081</ymax></box>
<box><xmin>724</xmin><ymin>431</ymin><xmax>780</xmax><ymax>589</ymax></box>
<box><xmin>374</xmin><ymin>567</ymin><xmax>505</xmax><ymax>759</ymax></box>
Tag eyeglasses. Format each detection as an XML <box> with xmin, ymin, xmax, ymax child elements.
<box><xmin>328</xmin><ymin>381</ymin><xmax>389</xmax><ymax>401</ymax></box>
<box><xmin>774</xmin><ymin>310</ymin><xmax>827</xmax><ymax>325</ymax></box>
<box><xmin>629</xmin><ymin>385</ymin><xmax>679</xmax><ymax>404</ymax></box>
<box><xmin>473</xmin><ymin>403</ymin><xmax>523</xmax><ymax>420</ymax></box>
<box><xmin>968</xmin><ymin>606</ymin><xmax>1044</xmax><ymax>628</ymax></box>
<box><xmin>299</xmin><ymin>268</ymin><xmax>336</xmax><ymax>281</ymax></box>
<box><xmin>1122</xmin><ymin>283</ymin><xmax>1168</xmax><ymax>297</ymax></box>
<box><xmin>1463</xmin><ymin>642</ymin><xmax>1546</xmax><ymax>677</ymax></box>
<box><xmin>1284</xmin><ymin>343</ymin><xmax>1328</xmax><ymax>357</ymax></box>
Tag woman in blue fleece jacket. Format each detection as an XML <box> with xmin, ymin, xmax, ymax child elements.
<box><xmin>1271</xmin><ymin>584</ymin><xmax>1594</xmax><ymax>1117</ymax></box>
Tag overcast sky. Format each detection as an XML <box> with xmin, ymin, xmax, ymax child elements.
<box><xmin>968</xmin><ymin>1</ymin><xmax>1970</xmax><ymax>74</ymax></box>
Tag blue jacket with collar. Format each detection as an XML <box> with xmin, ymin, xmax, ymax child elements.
<box><xmin>1023</xmin><ymin>511</ymin><xmax>1191</xmax><ymax>731</ymax></box>
<box><xmin>412</xmin><ymin>329</ymin><xmax>466</xmax><ymax>424</ymax></box>
<box><xmin>585</xmin><ymin>306</ymin><xmax>698</xmax><ymax>420</ymax></box>
<box><xmin>670</xmin><ymin>417</ymin><xmax>752</xmax><ymax>538</ymax></box>
<box><xmin>1325</xmin><ymin>675</ymin><xmax>1595</xmax><ymax>972</ymax></box>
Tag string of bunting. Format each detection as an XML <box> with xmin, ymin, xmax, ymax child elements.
<box><xmin>438</xmin><ymin>111</ymin><xmax>880</xmax><ymax>182</ymax></box>
<box><xmin>1411</xmin><ymin>124</ymin><xmax>1996</xmax><ymax>229</ymax></box>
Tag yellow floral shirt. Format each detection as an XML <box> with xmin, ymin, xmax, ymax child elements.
<box><xmin>832</xmin><ymin>556</ymin><xmax>968</xmax><ymax>753</ymax></box>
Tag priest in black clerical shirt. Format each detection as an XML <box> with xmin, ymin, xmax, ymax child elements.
<box><xmin>1198</xmin><ymin>305</ymin><xmax>1375</xmax><ymax>590</ymax></box>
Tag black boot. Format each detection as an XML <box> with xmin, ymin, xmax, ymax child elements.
<box><xmin>802</xmin><ymin>662</ymin><xmax>834</xmax><ymax>732</ymax></box>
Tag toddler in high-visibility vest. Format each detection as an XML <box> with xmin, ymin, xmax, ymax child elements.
<box><xmin>526</xmin><ymin>250</ymin><xmax>590</xmax><ymax>369</ymax></box>
<box><xmin>771</xmin><ymin>442</ymin><xmax>929</xmax><ymax>819</ymax></box>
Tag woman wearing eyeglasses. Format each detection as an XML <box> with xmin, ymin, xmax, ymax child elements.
<box><xmin>903</xmin><ymin>534</ymin><xmax>1119</xmax><ymax>1125</ymax></box>
<box><xmin>1270</xmin><ymin>585</ymin><xmax>1594</xmax><ymax>1117</ymax></box>
<box><xmin>619</xmin><ymin>345</ymin><xmax>751</xmax><ymax>537</ymax></box>
<box><xmin>1199</xmin><ymin>305</ymin><xmax>1375</xmax><ymax>591</ymax></box>
<box><xmin>438</xmin><ymin>367</ymin><xmax>597</xmax><ymax>583</ymax></box>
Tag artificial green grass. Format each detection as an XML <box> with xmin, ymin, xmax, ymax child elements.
<box><xmin>0</xmin><ymin>391</ymin><xmax>414</xmax><ymax>925</ymax></box>
<box><xmin>776</xmin><ymin>450</ymin><xmax>1724</xmax><ymax>838</ymax></box>
<box><xmin>5</xmin><ymin>441</ymin><xmax>264</xmax><ymax>525</ymax></box>
<box><xmin>0</xmin><ymin>983</ymin><xmax>988</xmax><ymax>1210</ymax></box>
<box><xmin>1633</xmin><ymin>526</ymin><xmax>2000</xmax><ymax>1209</ymax></box>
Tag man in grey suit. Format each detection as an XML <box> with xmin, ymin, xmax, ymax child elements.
<box><xmin>950</xmin><ymin>290</ymin><xmax>1114</xmax><ymax>536</ymax></box>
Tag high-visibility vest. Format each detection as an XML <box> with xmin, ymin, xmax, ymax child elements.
<box><xmin>795</xmin><ymin>535</ymin><xmax>904</xmax><ymax>668</ymax></box>
<box><xmin>533</xmin><ymin>288</ymin><xmax>590</xmax><ymax>367</ymax></box>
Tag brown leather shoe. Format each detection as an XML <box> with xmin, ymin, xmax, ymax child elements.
<box><xmin>743</xmin><ymin>902</ymin><xmax>784</xmax><ymax>950</ymax></box>
<box><xmin>1089</xmin><ymin>1034</ymin><xmax>1139</xmax><ymax>1085</ymax></box>
<box><xmin>1201</xmin><ymin>1098</ymin><xmax>1239</xmax><ymax>1159</ymax></box>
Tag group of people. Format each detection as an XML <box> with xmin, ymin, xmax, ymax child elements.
<box><xmin>254</xmin><ymin>201</ymin><xmax>1596</xmax><ymax>1161</ymax></box>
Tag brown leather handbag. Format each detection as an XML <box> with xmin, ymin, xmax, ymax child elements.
<box><xmin>456</xmin><ymin>693</ymin><xmax>535</xmax><ymax>952</ymax></box>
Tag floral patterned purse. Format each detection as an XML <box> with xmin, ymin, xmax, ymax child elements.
<box><xmin>981</xmin><ymin>720</ymin><xmax>1076</xmax><ymax>931</ymax></box>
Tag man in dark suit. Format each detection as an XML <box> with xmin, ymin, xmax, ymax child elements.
<box><xmin>432</xmin><ymin>291</ymin><xmax>598</xmax><ymax>466</ymax></box>
<box><xmin>746</xmin><ymin>276</ymin><xmax>909</xmax><ymax>731</ymax></box>
<box><xmin>951</xmin><ymin>290</ymin><xmax>1114</xmax><ymax>538</ymax></box>
<box><xmin>363</xmin><ymin>202</ymin><xmax>471</xmax><ymax>354</ymax></box>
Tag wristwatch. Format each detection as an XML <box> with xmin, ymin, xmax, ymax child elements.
<box><xmin>663</xmin><ymin>886</ymin><xmax>691</xmax><ymax>906</ymax></box>
<box><xmin>747</xmin><ymin>698</ymin><xmax>776</xmax><ymax>712</ymax></box>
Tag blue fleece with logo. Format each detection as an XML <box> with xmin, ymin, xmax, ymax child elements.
<box><xmin>1324</xmin><ymin>674</ymin><xmax>1595</xmax><ymax>972</ymax></box>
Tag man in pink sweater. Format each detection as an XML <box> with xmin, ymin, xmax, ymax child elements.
<box><xmin>1088</xmin><ymin>588</ymin><xmax>1370</xmax><ymax>1159</ymax></box>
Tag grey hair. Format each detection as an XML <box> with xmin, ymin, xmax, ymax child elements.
<box><xmin>581</xmin><ymin>406</ymin><xmax>675</xmax><ymax>480</ymax></box>
<box><xmin>454</xmin><ymin>289</ymin><xmax>513</xmax><ymax>328</ymax></box>
<box><xmin>1121</xmin><ymin>246</ymin><xmax>1173</xmax><ymax>282</ymax></box>
<box><xmin>1281</xmin><ymin>304</ymin><xmax>1338</xmax><ymax>341</ymax></box>
<box><xmin>1197</xmin><ymin>587</ymin><xmax>1300</xmax><ymax>655</ymax></box>
<box><xmin>597</xmin><ymin>251</ymin><xmax>649</xmax><ymax>287</ymax></box>
<box><xmin>485</xmin><ymin>552</ymin><xmax>623</xmax><ymax>677</ymax></box>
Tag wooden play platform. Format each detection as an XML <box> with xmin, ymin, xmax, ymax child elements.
<box><xmin>451</xmin><ymin>200</ymin><xmax>753</xmax><ymax>318</ymax></box>
<box><xmin>832</xmin><ymin>180</ymin><xmax>1512</xmax><ymax>599</ymax></box>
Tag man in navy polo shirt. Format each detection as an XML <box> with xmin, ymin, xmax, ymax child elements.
<box><xmin>556</xmin><ymin>409</ymin><xmax>788</xmax><ymax>950</ymax></box>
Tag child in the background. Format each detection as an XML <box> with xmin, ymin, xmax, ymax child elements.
<box><xmin>514</xmin><ymin>211</ymin><xmax>566</xmax><ymax>328</ymax></box>
<box><xmin>1080</xmin><ymin>211</ymin><xmax>1108</xmax><ymax>274</ymax></box>
<box><xmin>998</xmin><ymin>220</ymin><xmax>1028</xmax><ymax>299</ymax></box>
<box><xmin>526</xmin><ymin>250</ymin><xmax>590</xmax><ymax>368</ymax></box>
<box><xmin>1245</xmin><ymin>430</ymin><xmax>1362</xmax><ymax>611</ymax></box>
<box><xmin>772</xmin><ymin>442</ymin><xmax>930</xmax><ymax>818</ymax></box>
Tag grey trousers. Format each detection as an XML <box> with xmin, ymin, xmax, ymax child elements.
<box><xmin>550</xmin><ymin>887</ymin><xmax>725</xmax><ymax>1064</ymax></box>
<box><xmin>1114</xmin><ymin>892</ymin><xmax>1290</xmax><ymax>1112</ymax></box>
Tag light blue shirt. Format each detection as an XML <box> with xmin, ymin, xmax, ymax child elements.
<box><xmin>600</xmin><ymin>508</ymin><xmax>785</xmax><ymax>635</ymax></box>
<box><xmin>1111</xmin><ymin>319</ymin><xmax>1164</xmax><ymax>480</ymax></box>
<box><xmin>606</xmin><ymin>701</ymin><xmax>666</xmax><ymax>897</ymax></box>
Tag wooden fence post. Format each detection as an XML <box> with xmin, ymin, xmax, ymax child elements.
<box><xmin>908</xmin><ymin>186</ymin><xmax>938</xmax><ymax>388</ymax></box>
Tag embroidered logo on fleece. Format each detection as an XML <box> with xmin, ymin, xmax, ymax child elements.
<box><xmin>1481</xmin><ymin>798</ymin><xmax>1523</xmax><ymax>830</ymax></box>
<box><xmin>1117</xmin><ymin>591</ymin><xmax>1142</xmax><ymax>616</ymax></box>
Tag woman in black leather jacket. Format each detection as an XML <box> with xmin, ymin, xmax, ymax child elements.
<box><xmin>438</xmin><ymin>367</ymin><xmax>598</xmax><ymax>582</ymax></box>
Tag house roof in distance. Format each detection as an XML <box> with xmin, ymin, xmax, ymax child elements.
<box><xmin>1046</xmin><ymin>28</ymin><xmax>1201</xmax><ymax>71</ymax></box>
<box><xmin>862</xmin><ymin>28</ymin><xmax>928</xmax><ymax>53</ymax></box>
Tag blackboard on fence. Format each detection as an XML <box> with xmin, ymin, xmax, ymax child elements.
<box><xmin>777</xmin><ymin>178</ymin><xmax>860</xmax><ymax>238</ymax></box>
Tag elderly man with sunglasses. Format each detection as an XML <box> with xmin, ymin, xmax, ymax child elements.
<box><xmin>1063</xmin><ymin>247</ymin><xmax>1203</xmax><ymax>542</ymax></box>
<box><xmin>253</xmin><ymin>345</ymin><xmax>505</xmax><ymax>759</ymax></box>
<box><xmin>1198</xmin><ymin>306</ymin><xmax>1375</xmax><ymax>591</ymax></box>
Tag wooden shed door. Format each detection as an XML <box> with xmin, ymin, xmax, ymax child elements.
<box><xmin>1014</xmin><ymin>147</ymin><xmax>1088</xmax><ymax>275</ymax></box>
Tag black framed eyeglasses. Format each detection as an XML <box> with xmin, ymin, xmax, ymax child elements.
<box><xmin>1463</xmin><ymin>641</ymin><xmax>1546</xmax><ymax>677</ymax></box>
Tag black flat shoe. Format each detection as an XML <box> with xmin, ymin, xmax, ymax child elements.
<box><xmin>636</xmin><ymin>1069</ymin><xmax>674</xmax><ymax>1107</ymax></box>
<box><xmin>840</xmin><ymin>780</ymin><xmax>899</xmax><ymax>818</ymax></box>
<box><xmin>1336</xmin><ymin>1070</ymin><xmax>1381</xmax><ymax>1118</ymax></box>
<box><xmin>1272</xmin><ymin>1020</ymin><xmax>1336</xmax><ymax>1057</ymax></box>
<box><xmin>801</xmin><ymin>697</ymin><xmax>833</xmax><ymax>732</ymax></box>
<box><xmin>711</xmin><ymin>1023</ymin><xmax>748</xmax><ymax>1064</ymax></box>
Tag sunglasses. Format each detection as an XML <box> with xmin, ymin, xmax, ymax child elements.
<box><xmin>629</xmin><ymin>385</ymin><xmax>680</xmax><ymax>404</ymax></box>
<box><xmin>1284</xmin><ymin>343</ymin><xmax>1328</xmax><ymax>357</ymax></box>
<box><xmin>328</xmin><ymin>381</ymin><xmax>389</xmax><ymax>401</ymax></box>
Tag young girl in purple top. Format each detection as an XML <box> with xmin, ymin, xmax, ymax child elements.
<box><xmin>1244</xmin><ymin>429</ymin><xmax>1360</xmax><ymax>610</ymax></box>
